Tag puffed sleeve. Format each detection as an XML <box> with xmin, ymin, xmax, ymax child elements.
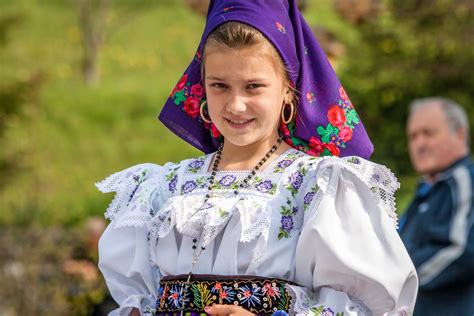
<box><xmin>292</xmin><ymin>157</ymin><xmax>418</xmax><ymax>316</ymax></box>
<box><xmin>96</xmin><ymin>163</ymin><xmax>174</xmax><ymax>315</ymax></box>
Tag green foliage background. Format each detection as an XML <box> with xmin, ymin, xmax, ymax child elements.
<box><xmin>0</xmin><ymin>0</ymin><xmax>472</xmax><ymax>225</ymax></box>
<box><xmin>0</xmin><ymin>0</ymin><xmax>472</xmax><ymax>314</ymax></box>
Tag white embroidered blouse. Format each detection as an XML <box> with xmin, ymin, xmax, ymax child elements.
<box><xmin>97</xmin><ymin>149</ymin><xmax>418</xmax><ymax>316</ymax></box>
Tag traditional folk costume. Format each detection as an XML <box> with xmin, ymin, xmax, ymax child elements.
<box><xmin>97</xmin><ymin>1</ymin><xmax>418</xmax><ymax>315</ymax></box>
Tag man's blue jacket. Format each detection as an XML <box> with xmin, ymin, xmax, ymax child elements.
<box><xmin>399</xmin><ymin>156</ymin><xmax>474</xmax><ymax>315</ymax></box>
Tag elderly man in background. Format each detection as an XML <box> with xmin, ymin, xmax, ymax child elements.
<box><xmin>399</xmin><ymin>97</ymin><xmax>474</xmax><ymax>315</ymax></box>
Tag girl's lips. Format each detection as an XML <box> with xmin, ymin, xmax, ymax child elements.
<box><xmin>225</xmin><ymin>118</ymin><xmax>255</xmax><ymax>129</ymax></box>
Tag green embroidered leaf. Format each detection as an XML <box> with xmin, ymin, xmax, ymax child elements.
<box><xmin>346</xmin><ymin>109</ymin><xmax>359</xmax><ymax>125</ymax></box>
<box><xmin>196</xmin><ymin>177</ymin><xmax>205</xmax><ymax>186</ymax></box>
<box><xmin>277</xmin><ymin>283</ymin><xmax>288</xmax><ymax>310</ymax></box>
<box><xmin>278</xmin><ymin>228</ymin><xmax>289</xmax><ymax>240</ymax></box>
<box><xmin>191</xmin><ymin>284</ymin><xmax>203</xmax><ymax>309</ymax></box>
<box><xmin>320</xmin><ymin>148</ymin><xmax>331</xmax><ymax>156</ymax></box>
<box><xmin>173</xmin><ymin>91</ymin><xmax>185</xmax><ymax>105</ymax></box>
<box><xmin>190</xmin><ymin>284</ymin><xmax>213</xmax><ymax>309</ymax></box>
<box><xmin>300</xmin><ymin>166</ymin><xmax>308</xmax><ymax>176</ymax></box>
<box><xmin>317</xmin><ymin>123</ymin><xmax>338</xmax><ymax>144</ymax></box>
<box><xmin>218</xmin><ymin>208</ymin><xmax>229</xmax><ymax>218</ymax></box>
<box><xmin>310</xmin><ymin>306</ymin><xmax>324</xmax><ymax>315</ymax></box>
<box><xmin>280</xmin><ymin>206</ymin><xmax>293</xmax><ymax>216</ymax></box>
<box><xmin>336</xmin><ymin>313</ymin><xmax>345</xmax><ymax>316</ymax></box>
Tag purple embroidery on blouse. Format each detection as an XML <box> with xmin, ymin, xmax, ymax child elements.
<box><xmin>219</xmin><ymin>175</ymin><xmax>237</xmax><ymax>187</ymax></box>
<box><xmin>182</xmin><ymin>180</ymin><xmax>197</xmax><ymax>194</ymax></box>
<box><xmin>280</xmin><ymin>216</ymin><xmax>294</xmax><ymax>232</ymax></box>
<box><xmin>288</xmin><ymin>172</ymin><xmax>304</xmax><ymax>191</ymax></box>
<box><xmin>321</xmin><ymin>308</ymin><xmax>335</xmax><ymax>316</ymax></box>
<box><xmin>304</xmin><ymin>191</ymin><xmax>315</xmax><ymax>205</ymax></box>
<box><xmin>372</xmin><ymin>173</ymin><xmax>381</xmax><ymax>182</ymax></box>
<box><xmin>277</xmin><ymin>159</ymin><xmax>294</xmax><ymax>168</ymax></box>
<box><xmin>188</xmin><ymin>159</ymin><xmax>204</xmax><ymax>170</ymax></box>
<box><xmin>255</xmin><ymin>180</ymin><xmax>273</xmax><ymax>193</ymax></box>
<box><xmin>168</xmin><ymin>175</ymin><xmax>177</xmax><ymax>193</ymax></box>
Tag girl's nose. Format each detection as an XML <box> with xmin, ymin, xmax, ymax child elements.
<box><xmin>226</xmin><ymin>94</ymin><xmax>247</xmax><ymax>114</ymax></box>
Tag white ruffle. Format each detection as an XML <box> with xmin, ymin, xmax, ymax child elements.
<box><xmin>286</xmin><ymin>285</ymin><xmax>373</xmax><ymax>316</ymax></box>
<box><xmin>95</xmin><ymin>163</ymin><xmax>166</xmax><ymax>228</ymax></box>
<box><xmin>147</xmin><ymin>193</ymin><xmax>272</xmax><ymax>264</ymax></box>
<box><xmin>108</xmin><ymin>294</ymin><xmax>156</xmax><ymax>316</ymax></box>
<box><xmin>313</xmin><ymin>156</ymin><xmax>400</xmax><ymax>228</ymax></box>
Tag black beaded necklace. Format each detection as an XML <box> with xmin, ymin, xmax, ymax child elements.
<box><xmin>178</xmin><ymin>136</ymin><xmax>284</xmax><ymax>315</ymax></box>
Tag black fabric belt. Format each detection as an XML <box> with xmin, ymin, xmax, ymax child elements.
<box><xmin>156</xmin><ymin>274</ymin><xmax>294</xmax><ymax>315</ymax></box>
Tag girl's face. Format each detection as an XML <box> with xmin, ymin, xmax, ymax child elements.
<box><xmin>204</xmin><ymin>45</ymin><xmax>288</xmax><ymax>148</ymax></box>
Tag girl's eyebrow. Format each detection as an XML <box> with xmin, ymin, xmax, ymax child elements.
<box><xmin>206</xmin><ymin>76</ymin><xmax>266</xmax><ymax>82</ymax></box>
<box><xmin>206</xmin><ymin>76</ymin><xmax>225</xmax><ymax>81</ymax></box>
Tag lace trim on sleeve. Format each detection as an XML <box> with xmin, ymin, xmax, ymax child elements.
<box><xmin>115</xmin><ymin>294</ymin><xmax>156</xmax><ymax>316</ymax></box>
<box><xmin>285</xmin><ymin>285</ymin><xmax>373</xmax><ymax>316</ymax></box>
<box><xmin>95</xmin><ymin>163</ymin><xmax>170</xmax><ymax>228</ymax></box>
<box><xmin>312</xmin><ymin>156</ymin><xmax>400</xmax><ymax>228</ymax></box>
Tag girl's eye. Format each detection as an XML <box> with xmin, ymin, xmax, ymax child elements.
<box><xmin>247</xmin><ymin>83</ymin><xmax>261</xmax><ymax>89</ymax></box>
<box><xmin>211</xmin><ymin>83</ymin><xmax>227</xmax><ymax>89</ymax></box>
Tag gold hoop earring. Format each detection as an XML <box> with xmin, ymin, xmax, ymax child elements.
<box><xmin>281</xmin><ymin>101</ymin><xmax>295</xmax><ymax>124</ymax></box>
<box><xmin>200</xmin><ymin>100</ymin><xmax>212</xmax><ymax>123</ymax></box>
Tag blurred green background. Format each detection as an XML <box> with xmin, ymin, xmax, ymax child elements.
<box><xmin>0</xmin><ymin>0</ymin><xmax>472</xmax><ymax>314</ymax></box>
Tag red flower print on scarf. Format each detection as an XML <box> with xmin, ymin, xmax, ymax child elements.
<box><xmin>191</xmin><ymin>84</ymin><xmax>204</xmax><ymax>98</ymax></box>
<box><xmin>184</xmin><ymin>96</ymin><xmax>200</xmax><ymax>118</ymax></box>
<box><xmin>338</xmin><ymin>126</ymin><xmax>353</xmax><ymax>142</ymax></box>
<box><xmin>324</xmin><ymin>143</ymin><xmax>340</xmax><ymax>156</ymax></box>
<box><xmin>177</xmin><ymin>74</ymin><xmax>188</xmax><ymax>91</ymax></box>
<box><xmin>339</xmin><ymin>86</ymin><xmax>349</xmax><ymax>102</ymax></box>
<box><xmin>327</xmin><ymin>105</ymin><xmax>346</xmax><ymax>127</ymax></box>
<box><xmin>308</xmin><ymin>136</ymin><xmax>324</xmax><ymax>156</ymax></box>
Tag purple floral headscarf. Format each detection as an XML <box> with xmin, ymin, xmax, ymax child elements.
<box><xmin>158</xmin><ymin>0</ymin><xmax>373</xmax><ymax>158</ymax></box>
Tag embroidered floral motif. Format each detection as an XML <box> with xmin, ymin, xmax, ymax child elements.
<box><xmin>207</xmin><ymin>175</ymin><xmax>277</xmax><ymax>195</ymax></box>
<box><xmin>182</xmin><ymin>180</ymin><xmax>197</xmax><ymax>194</ymax></box>
<box><xmin>285</xmin><ymin>162</ymin><xmax>309</xmax><ymax>197</ymax></box>
<box><xmin>347</xmin><ymin>156</ymin><xmax>361</xmax><ymax>164</ymax></box>
<box><xmin>310</xmin><ymin>306</ymin><xmax>343</xmax><ymax>316</ymax></box>
<box><xmin>157</xmin><ymin>278</ymin><xmax>292</xmax><ymax>314</ymax></box>
<box><xmin>278</xmin><ymin>198</ymin><xmax>298</xmax><ymax>240</ymax></box>
<box><xmin>276</xmin><ymin>22</ymin><xmax>286</xmax><ymax>34</ymax></box>
<box><xmin>211</xmin><ymin>282</ymin><xmax>236</xmax><ymax>304</ymax></box>
<box><xmin>303</xmin><ymin>184</ymin><xmax>320</xmax><ymax>211</ymax></box>
<box><xmin>128</xmin><ymin>170</ymin><xmax>147</xmax><ymax>203</ymax></box>
<box><xmin>187</xmin><ymin>158</ymin><xmax>205</xmax><ymax>173</ymax></box>
<box><xmin>255</xmin><ymin>180</ymin><xmax>274</xmax><ymax>193</ymax></box>
<box><xmin>238</xmin><ymin>284</ymin><xmax>262</xmax><ymax>307</ymax></box>
<box><xmin>165</xmin><ymin>167</ymin><xmax>179</xmax><ymax>193</ymax></box>
<box><xmin>219</xmin><ymin>175</ymin><xmax>237</xmax><ymax>187</ymax></box>
<box><xmin>306</xmin><ymin>91</ymin><xmax>316</xmax><ymax>103</ymax></box>
<box><xmin>273</xmin><ymin>152</ymin><xmax>304</xmax><ymax>173</ymax></box>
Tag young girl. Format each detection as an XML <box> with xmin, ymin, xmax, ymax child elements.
<box><xmin>97</xmin><ymin>1</ymin><xmax>418</xmax><ymax>315</ymax></box>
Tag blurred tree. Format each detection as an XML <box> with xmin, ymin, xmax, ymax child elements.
<box><xmin>337</xmin><ymin>0</ymin><xmax>474</xmax><ymax>174</ymax></box>
<box><xmin>76</xmin><ymin>0</ymin><xmax>166</xmax><ymax>86</ymax></box>
<box><xmin>0</xmin><ymin>13</ymin><xmax>43</xmax><ymax>188</ymax></box>
<box><xmin>77</xmin><ymin>0</ymin><xmax>111</xmax><ymax>86</ymax></box>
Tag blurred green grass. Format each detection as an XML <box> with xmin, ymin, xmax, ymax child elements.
<box><xmin>0</xmin><ymin>0</ymin><xmax>417</xmax><ymax>226</ymax></box>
